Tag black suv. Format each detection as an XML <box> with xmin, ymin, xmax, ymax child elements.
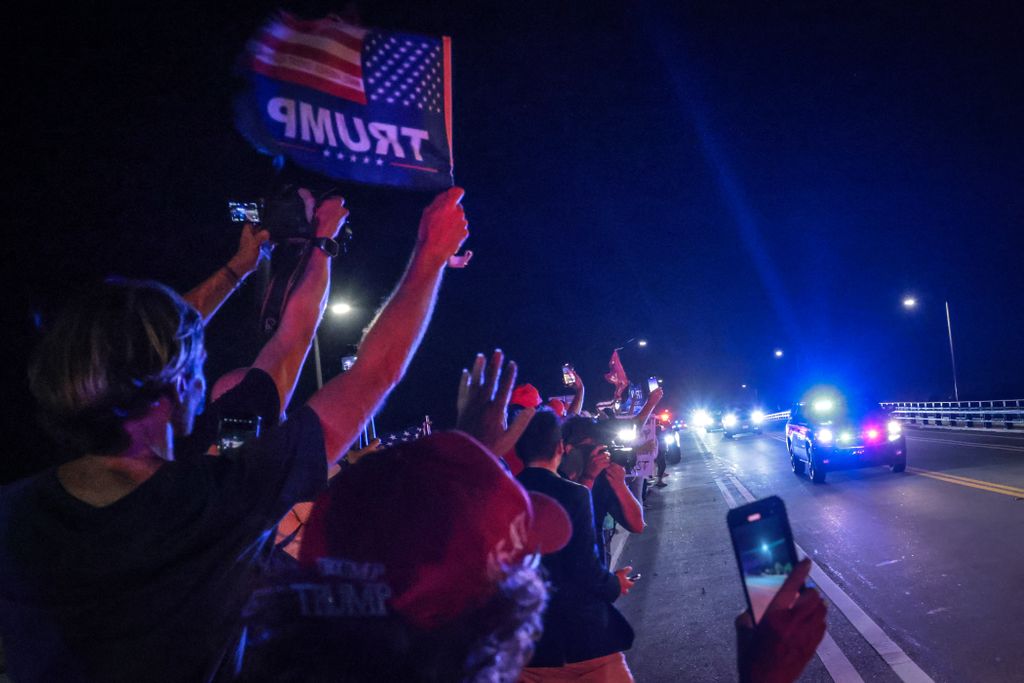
<box><xmin>786</xmin><ymin>396</ymin><xmax>907</xmax><ymax>483</ymax></box>
<box><xmin>721</xmin><ymin>406</ymin><xmax>765</xmax><ymax>439</ymax></box>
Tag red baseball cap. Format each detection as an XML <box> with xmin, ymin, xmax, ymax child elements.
<box><xmin>298</xmin><ymin>431</ymin><xmax>571</xmax><ymax>630</ymax></box>
<box><xmin>510</xmin><ymin>383</ymin><xmax>543</xmax><ymax>408</ymax></box>
<box><xmin>547</xmin><ymin>398</ymin><xmax>567</xmax><ymax>417</ymax></box>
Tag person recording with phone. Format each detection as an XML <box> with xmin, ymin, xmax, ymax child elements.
<box><xmin>561</xmin><ymin>416</ymin><xmax>645</xmax><ymax>568</ymax></box>
<box><xmin>182</xmin><ymin>222</ymin><xmax>272</xmax><ymax>324</ymax></box>
<box><xmin>560</xmin><ymin>364</ymin><xmax>586</xmax><ymax>417</ymax></box>
<box><xmin>516</xmin><ymin>409</ymin><xmax>637</xmax><ymax>681</ymax></box>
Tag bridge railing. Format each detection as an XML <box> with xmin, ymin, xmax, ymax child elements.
<box><xmin>880</xmin><ymin>399</ymin><xmax>1024</xmax><ymax>431</ymax></box>
<box><xmin>763</xmin><ymin>410</ymin><xmax>791</xmax><ymax>422</ymax></box>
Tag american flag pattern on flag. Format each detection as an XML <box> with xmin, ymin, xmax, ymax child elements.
<box><xmin>363</xmin><ymin>35</ymin><xmax>444</xmax><ymax>113</ymax></box>
<box><xmin>248</xmin><ymin>13</ymin><xmax>370</xmax><ymax>105</ymax></box>
<box><xmin>377</xmin><ymin>417</ymin><xmax>433</xmax><ymax>449</ymax></box>
<box><xmin>236</xmin><ymin>13</ymin><xmax>453</xmax><ymax>190</ymax></box>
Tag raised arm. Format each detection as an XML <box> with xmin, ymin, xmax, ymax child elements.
<box><xmin>307</xmin><ymin>188</ymin><xmax>469</xmax><ymax>463</ymax></box>
<box><xmin>634</xmin><ymin>386</ymin><xmax>664</xmax><ymax>426</ymax></box>
<box><xmin>252</xmin><ymin>191</ymin><xmax>349</xmax><ymax>411</ymax></box>
<box><xmin>603</xmin><ymin>463</ymin><xmax>645</xmax><ymax>533</ymax></box>
<box><xmin>183</xmin><ymin>223</ymin><xmax>271</xmax><ymax>324</ymax></box>
<box><xmin>568</xmin><ymin>372</ymin><xmax>585</xmax><ymax>416</ymax></box>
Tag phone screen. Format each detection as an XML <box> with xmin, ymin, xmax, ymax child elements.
<box><xmin>217</xmin><ymin>416</ymin><xmax>262</xmax><ymax>455</ymax></box>
<box><xmin>562</xmin><ymin>364</ymin><xmax>576</xmax><ymax>387</ymax></box>
<box><xmin>728</xmin><ymin>496</ymin><xmax>798</xmax><ymax>623</ymax></box>
<box><xmin>228</xmin><ymin>201</ymin><xmax>261</xmax><ymax>224</ymax></box>
<box><xmin>648</xmin><ymin>376</ymin><xmax>659</xmax><ymax>393</ymax></box>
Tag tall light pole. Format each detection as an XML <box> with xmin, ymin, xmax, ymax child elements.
<box><xmin>944</xmin><ymin>300</ymin><xmax>959</xmax><ymax>402</ymax></box>
<box><xmin>903</xmin><ymin>296</ymin><xmax>959</xmax><ymax>401</ymax></box>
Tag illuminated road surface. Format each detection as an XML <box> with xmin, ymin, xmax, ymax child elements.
<box><xmin>613</xmin><ymin>426</ymin><xmax>1024</xmax><ymax>682</ymax></box>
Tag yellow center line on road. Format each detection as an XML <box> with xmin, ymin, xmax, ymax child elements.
<box><xmin>907</xmin><ymin>467</ymin><xmax>1024</xmax><ymax>498</ymax></box>
<box><xmin>758</xmin><ymin>432</ymin><xmax>1024</xmax><ymax>498</ymax></box>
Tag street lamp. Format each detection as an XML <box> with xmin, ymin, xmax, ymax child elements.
<box><xmin>330</xmin><ymin>301</ymin><xmax>353</xmax><ymax>316</ymax></box>
<box><xmin>902</xmin><ymin>295</ymin><xmax>959</xmax><ymax>401</ymax></box>
<box><xmin>637</xmin><ymin>339</ymin><xmax>648</xmax><ymax>347</ymax></box>
<box><xmin>774</xmin><ymin>349</ymin><xmax>784</xmax><ymax>358</ymax></box>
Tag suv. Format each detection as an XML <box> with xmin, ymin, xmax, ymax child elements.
<box><xmin>786</xmin><ymin>396</ymin><xmax>907</xmax><ymax>483</ymax></box>
<box><xmin>721</xmin><ymin>407</ymin><xmax>765</xmax><ymax>439</ymax></box>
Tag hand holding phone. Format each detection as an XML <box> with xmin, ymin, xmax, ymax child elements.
<box><xmin>727</xmin><ymin>495</ymin><xmax>799</xmax><ymax>624</ymax></box>
<box><xmin>615</xmin><ymin>565</ymin><xmax>637</xmax><ymax>595</ymax></box>
<box><xmin>735</xmin><ymin>558</ymin><xmax>826</xmax><ymax>683</ymax></box>
<box><xmin>562</xmin><ymin>364</ymin><xmax>576</xmax><ymax>388</ymax></box>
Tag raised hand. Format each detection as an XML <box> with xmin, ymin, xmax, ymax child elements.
<box><xmin>416</xmin><ymin>186</ymin><xmax>469</xmax><ymax>266</ymax></box>
<box><xmin>345</xmin><ymin>438</ymin><xmax>382</xmax><ymax>465</ymax></box>
<box><xmin>456</xmin><ymin>350</ymin><xmax>534</xmax><ymax>455</ymax></box>
<box><xmin>735</xmin><ymin>559</ymin><xmax>827</xmax><ymax>683</ymax></box>
<box><xmin>582</xmin><ymin>445</ymin><xmax>612</xmax><ymax>482</ymax></box>
<box><xmin>229</xmin><ymin>223</ymin><xmax>272</xmax><ymax>274</ymax></box>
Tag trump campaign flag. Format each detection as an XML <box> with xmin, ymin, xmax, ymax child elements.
<box><xmin>235</xmin><ymin>12</ymin><xmax>454</xmax><ymax>190</ymax></box>
<box><xmin>604</xmin><ymin>350</ymin><xmax>630</xmax><ymax>399</ymax></box>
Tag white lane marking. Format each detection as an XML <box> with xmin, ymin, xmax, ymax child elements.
<box><xmin>876</xmin><ymin>560</ymin><xmax>901</xmax><ymax>567</ymax></box>
<box><xmin>818</xmin><ymin>631</ymin><xmax>866</xmax><ymax>683</ymax></box>
<box><xmin>803</xmin><ymin>556</ymin><xmax>933</xmax><ymax>683</ymax></box>
<box><xmin>713</xmin><ymin>476</ymin><xmax>739</xmax><ymax>508</ymax></box>
<box><xmin>704</xmin><ymin>433</ymin><xmax>935</xmax><ymax>683</ymax></box>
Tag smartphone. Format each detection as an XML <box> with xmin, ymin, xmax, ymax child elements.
<box><xmin>217</xmin><ymin>416</ymin><xmax>262</xmax><ymax>455</ymax></box>
<box><xmin>648</xmin><ymin>376</ymin><xmax>660</xmax><ymax>393</ymax></box>
<box><xmin>228</xmin><ymin>201</ymin><xmax>262</xmax><ymax>224</ymax></box>
<box><xmin>727</xmin><ymin>495</ymin><xmax>799</xmax><ymax>624</ymax></box>
<box><xmin>562</xmin><ymin>364</ymin><xmax>576</xmax><ymax>387</ymax></box>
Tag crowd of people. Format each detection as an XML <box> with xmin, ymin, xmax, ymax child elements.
<box><xmin>0</xmin><ymin>187</ymin><xmax>826</xmax><ymax>682</ymax></box>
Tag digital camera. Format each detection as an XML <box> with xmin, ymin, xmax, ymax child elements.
<box><xmin>607</xmin><ymin>445</ymin><xmax>637</xmax><ymax>471</ymax></box>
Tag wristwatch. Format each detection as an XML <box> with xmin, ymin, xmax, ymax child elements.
<box><xmin>311</xmin><ymin>237</ymin><xmax>340</xmax><ymax>257</ymax></box>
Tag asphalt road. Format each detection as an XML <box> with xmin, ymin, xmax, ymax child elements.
<box><xmin>614</xmin><ymin>425</ymin><xmax>1024</xmax><ymax>682</ymax></box>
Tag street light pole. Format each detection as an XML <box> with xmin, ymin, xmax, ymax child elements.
<box><xmin>945</xmin><ymin>300</ymin><xmax>959</xmax><ymax>401</ymax></box>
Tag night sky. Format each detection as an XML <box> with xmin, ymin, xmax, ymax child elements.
<box><xmin>6</xmin><ymin>2</ymin><xmax>1023</xmax><ymax>482</ymax></box>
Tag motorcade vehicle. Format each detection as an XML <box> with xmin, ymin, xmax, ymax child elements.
<box><xmin>786</xmin><ymin>395</ymin><xmax>907</xmax><ymax>483</ymax></box>
<box><xmin>721</xmin><ymin>406</ymin><xmax>766</xmax><ymax>439</ymax></box>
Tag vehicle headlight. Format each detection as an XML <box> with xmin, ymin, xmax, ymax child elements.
<box><xmin>817</xmin><ymin>428</ymin><xmax>834</xmax><ymax>444</ymax></box>
<box><xmin>617</xmin><ymin>428</ymin><xmax>636</xmax><ymax>443</ymax></box>
<box><xmin>812</xmin><ymin>398</ymin><xmax>834</xmax><ymax>413</ymax></box>
<box><xmin>751</xmin><ymin>410</ymin><xmax>765</xmax><ymax>425</ymax></box>
<box><xmin>692</xmin><ymin>409</ymin><xmax>711</xmax><ymax>428</ymax></box>
<box><xmin>664</xmin><ymin>434</ymin><xmax>676</xmax><ymax>447</ymax></box>
<box><xmin>839</xmin><ymin>431</ymin><xmax>853</xmax><ymax>444</ymax></box>
<box><xmin>887</xmin><ymin>420</ymin><xmax>902</xmax><ymax>441</ymax></box>
<box><xmin>723</xmin><ymin>413</ymin><xmax>738</xmax><ymax>428</ymax></box>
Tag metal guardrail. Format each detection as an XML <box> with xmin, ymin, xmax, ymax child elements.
<box><xmin>880</xmin><ymin>399</ymin><xmax>1024</xmax><ymax>430</ymax></box>
<box><xmin>763</xmin><ymin>410</ymin><xmax>791</xmax><ymax>422</ymax></box>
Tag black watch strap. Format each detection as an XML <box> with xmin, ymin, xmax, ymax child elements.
<box><xmin>311</xmin><ymin>237</ymin><xmax>340</xmax><ymax>257</ymax></box>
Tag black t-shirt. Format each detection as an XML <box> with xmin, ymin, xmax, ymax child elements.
<box><xmin>177</xmin><ymin>369</ymin><xmax>283</xmax><ymax>459</ymax></box>
<box><xmin>0</xmin><ymin>371</ymin><xmax>327</xmax><ymax>683</ymax></box>
<box><xmin>591</xmin><ymin>473</ymin><xmax>625</xmax><ymax>567</ymax></box>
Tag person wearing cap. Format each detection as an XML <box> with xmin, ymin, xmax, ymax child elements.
<box><xmin>515</xmin><ymin>409</ymin><xmax>637</xmax><ymax>681</ymax></box>
<box><xmin>0</xmin><ymin>188</ymin><xmax>469</xmax><ymax>683</ymax></box>
<box><xmin>503</xmin><ymin>383</ymin><xmax>544</xmax><ymax>475</ymax></box>
<box><xmin>237</xmin><ymin>352</ymin><xmax>564</xmax><ymax>682</ymax></box>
